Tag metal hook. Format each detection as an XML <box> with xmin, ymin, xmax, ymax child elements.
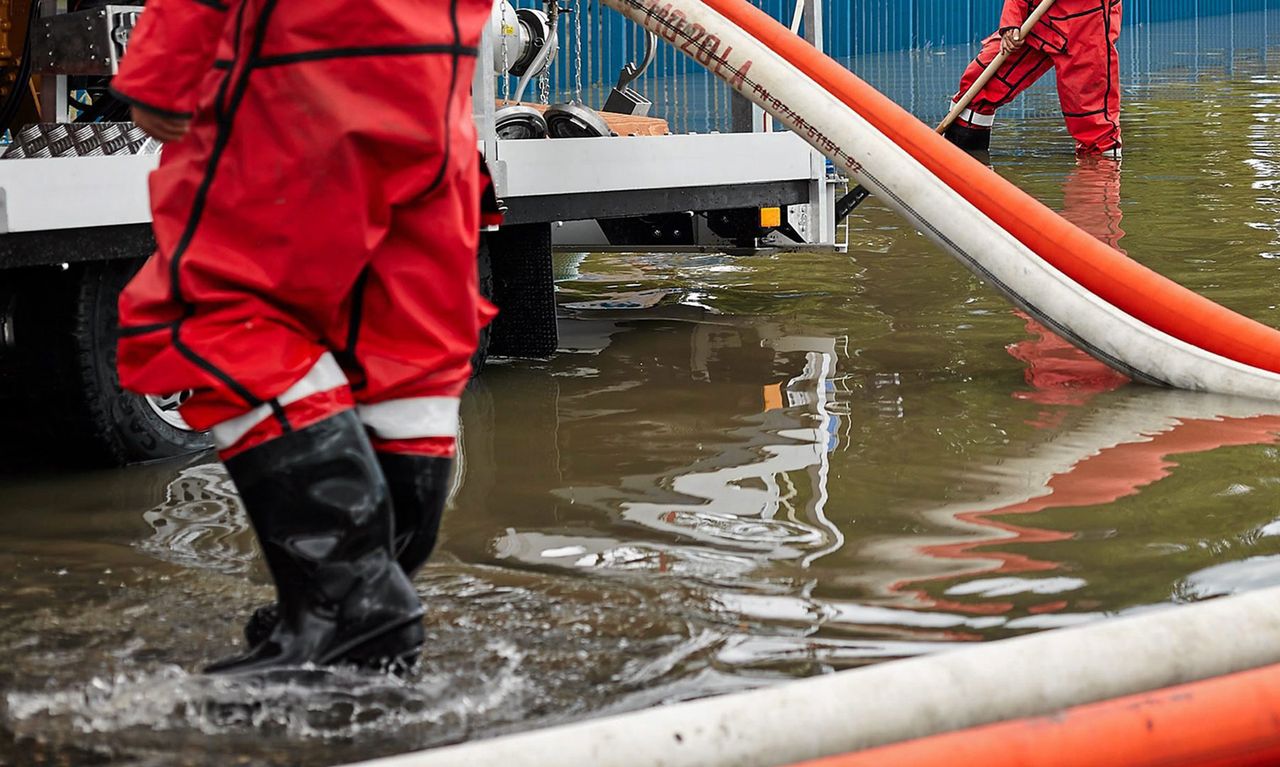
<box><xmin>614</xmin><ymin>31</ymin><xmax>657</xmax><ymax>91</ymax></box>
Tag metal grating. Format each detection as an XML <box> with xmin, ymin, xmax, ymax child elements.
<box><xmin>0</xmin><ymin>121</ymin><xmax>157</xmax><ymax>159</ymax></box>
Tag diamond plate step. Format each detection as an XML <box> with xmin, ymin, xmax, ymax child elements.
<box><xmin>1</xmin><ymin>122</ymin><xmax>158</xmax><ymax>159</ymax></box>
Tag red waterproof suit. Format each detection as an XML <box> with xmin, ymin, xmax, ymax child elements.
<box><xmin>110</xmin><ymin>0</ymin><xmax>497</xmax><ymax>456</ymax></box>
<box><xmin>951</xmin><ymin>0</ymin><xmax>1123</xmax><ymax>154</ymax></box>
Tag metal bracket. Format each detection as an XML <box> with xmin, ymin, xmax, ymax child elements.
<box><xmin>31</xmin><ymin>5</ymin><xmax>139</xmax><ymax>76</ymax></box>
<box><xmin>602</xmin><ymin>31</ymin><xmax>656</xmax><ymax>116</ymax></box>
<box><xmin>833</xmin><ymin>184</ymin><xmax>870</xmax><ymax>223</ymax></box>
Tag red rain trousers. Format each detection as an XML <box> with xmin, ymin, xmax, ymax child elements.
<box><xmin>110</xmin><ymin>0</ymin><xmax>497</xmax><ymax>455</ymax></box>
<box><xmin>951</xmin><ymin>0</ymin><xmax>1123</xmax><ymax>154</ymax></box>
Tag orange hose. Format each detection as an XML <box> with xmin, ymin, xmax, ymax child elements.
<box><xmin>696</xmin><ymin>0</ymin><xmax>1280</xmax><ymax>375</ymax></box>
<box><xmin>790</xmin><ymin>663</ymin><xmax>1280</xmax><ymax>767</ymax></box>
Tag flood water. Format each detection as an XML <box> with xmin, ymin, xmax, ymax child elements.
<box><xmin>4</xmin><ymin>15</ymin><xmax>1280</xmax><ymax>767</ymax></box>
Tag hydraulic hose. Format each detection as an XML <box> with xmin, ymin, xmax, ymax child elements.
<box><xmin>0</xmin><ymin>0</ymin><xmax>38</xmax><ymax>135</ymax></box>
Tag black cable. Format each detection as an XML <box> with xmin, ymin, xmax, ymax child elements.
<box><xmin>104</xmin><ymin>99</ymin><xmax>131</xmax><ymax>122</ymax></box>
<box><xmin>72</xmin><ymin>91</ymin><xmax>131</xmax><ymax>123</ymax></box>
<box><xmin>70</xmin><ymin>77</ymin><xmax>116</xmax><ymax>122</ymax></box>
<box><xmin>72</xmin><ymin>95</ymin><xmax>110</xmax><ymax>122</ymax></box>
<box><xmin>0</xmin><ymin>0</ymin><xmax>39</xmax><ymax>135</ymax></box>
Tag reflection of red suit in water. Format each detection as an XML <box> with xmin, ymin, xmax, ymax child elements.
<box><xmin>951</xmin><ymin>0</ymin><xmax>1123</xmax><ymax>155</ymax></box>
<box><xmin>892</xmin><ymin>162</ymin><xmax>1280</xmax><ymax>615</ymax></box>
<box><xmin>1008</xmin><ymin>157</ymin><xmax>1127</xmax><ymax>406</ymax></box>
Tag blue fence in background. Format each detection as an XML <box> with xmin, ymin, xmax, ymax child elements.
<box><xmin>507</xmin><ymin>0</ymin><xmax>1280</xmax><ymax>133</ymax></box>
<box><xmin>820</xmin><ymin>0</ymin><xmax>1280</xmax><ymax>56</ymax></box>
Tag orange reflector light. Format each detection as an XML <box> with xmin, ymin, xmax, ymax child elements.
<box><xmin>759</xmin><ymin>207</ymin><xmax>782</xmax><ymax>228</ymax></box>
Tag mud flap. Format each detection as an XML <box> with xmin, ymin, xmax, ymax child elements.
<box><xmin>486</xmin><ymin>223</ymin><xmax>557</xmax><ymax>358</ymax></box>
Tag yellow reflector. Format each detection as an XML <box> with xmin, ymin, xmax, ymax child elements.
<box><xmin>759</xmin><ymin>207</ymin><xmax>782</xmax><ymax>228</ymax></box>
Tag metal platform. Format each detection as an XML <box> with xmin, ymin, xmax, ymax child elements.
<box><xmin>0</xmin><ymin>131</ymin><xmax>821</xmax><ymax>237</ymax></box>
<box><xmin>494</xmin><ymin>131</ymin><xmax>818</xmax><ymax>225</ymax></box>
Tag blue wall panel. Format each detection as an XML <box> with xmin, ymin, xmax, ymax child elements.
<box><xmin>506</xmin><ymin>0</ymin><xmax>1279</xmax><ymax>133</ymax></box>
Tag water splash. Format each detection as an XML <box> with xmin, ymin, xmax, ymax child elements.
<box><xmin>5</xmin><ymin>641</ymin><xmax>531</xmax><ymax>742</ymax></box>
<box><xmin>0</xmin><ymin>568</ymin><xmax>747</xmax><ymax>765</ymax></box>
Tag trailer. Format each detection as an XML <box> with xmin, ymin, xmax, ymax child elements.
<box><xmin>0</xmin><ymin>0</ymin><xmax>835</xmax><ymax>465</ymax></box>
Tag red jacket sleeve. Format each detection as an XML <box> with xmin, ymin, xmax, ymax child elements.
<box><xmin>1000</xmin><ymin>0</ymin><xmax>1029</xmax><ymax>31</ymax></box>
<box><xmin>109</xmin><ymin>0</ymin><xmax>231</xmax><ymax>118</ymax></box>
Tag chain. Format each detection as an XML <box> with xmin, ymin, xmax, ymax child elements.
<box><xmin>572</xmin><ymin>0</ymin><xmax>583</xmax><ymax>102</ymax></box>
<box><xmin>586</xmin><ymin>0</ymin><xmax>594</xmax><ymax>106</ymax></box>
<box><xmin>661</xmin><ymin>29</ymin><xmax>670</xmax><ymax>126</ymax></box>
<box><xmin>501</xmin><ymin>4</ymin><xmax>511</xmax><ymax>102</ymax></box>
<box><xmin>541</xmin><ymin>0</ymin><xmax>557</xmax><ymax>104</ymax></box>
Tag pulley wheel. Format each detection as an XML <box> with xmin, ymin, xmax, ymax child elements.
<box><xmin>511</xmin><ymin>8</ymin><xmax>551</xmax><ymax>76</ymax></box>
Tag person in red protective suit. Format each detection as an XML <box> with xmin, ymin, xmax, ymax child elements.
<box><xmin>109</xmin><ymin>0</ymin><xmax>498</xmax><ymax>673</ymax></box>
<box><xmin>944</xmin><ymin>0</ymin><xmax>1123</xmax><ymax>157</ymax></box>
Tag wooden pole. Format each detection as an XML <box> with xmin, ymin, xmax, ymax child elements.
<box><xmin>935</xmin><ymin>0</ymin><xmax>1060</xmax><ymax>134</ymax></box>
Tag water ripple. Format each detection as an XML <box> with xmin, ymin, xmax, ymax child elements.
<box><xmin>136</xmin><ymin>463</ymin><xmax>256</xmax><ymax>575</ymax></box>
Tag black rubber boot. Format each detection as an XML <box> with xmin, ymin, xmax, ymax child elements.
<box><xmin>943</xmin><ymin>122</ymin><xmax>992</xmax><ymax>152</ymax></box>
<box><xmin>381</xmin><ymin>453</ymin><xmax>454</xmax><ymax>575</ymax></box>
<box><xmin>207</xmin><ymin>411</ymin><xmax>425</xmax><ymax>674</ymax></box>
<box><xmin>244</xmin><ymin>453</ymin><xmax>453</xmax><ymax>648</ymax></box>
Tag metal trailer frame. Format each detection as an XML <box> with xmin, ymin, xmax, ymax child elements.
<box><xmin>0</xmin><ymin>131</ymin><xmax>829</xmax><ymax>242</ymax></box>
<box><xmin>0</xmin><ymin>0</ymin><xmax>835</xmax><ymax>466</ymax></box>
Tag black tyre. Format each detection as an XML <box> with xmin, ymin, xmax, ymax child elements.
<box><xmin>4</xmin><ymin>260</ymin><xmax>212</xmax><ymax>467</ymax></box>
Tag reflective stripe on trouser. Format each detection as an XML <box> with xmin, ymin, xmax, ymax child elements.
<box><xmin>196</xmin><ymin>357</ymin><xmax>464</xmax><ymax>457</ymax></box>
<box><xmin>359</xmin><ymin>398</ymin><xmax>460</xmax><ymax>457</ymax></box>
<box><xmin>358</xmin><ymin>397</ymin><xmax>461</xmax><ymax>440</ymax></box>
<box><xmin>207</xmin><ymin>355</ymin><xmax>468</xmax><ymax>453</ymax></box>
<box><xmin>204</xmin><ymin>352</ymin><xmax>351</xmax><ymax>453</ymax></box>
<box><xmin>952</xmin><ymin>103</ymin><xmax>995</xmax><ymax>129</ymax></box>
<box><xmin>951</xmin><ymin>2</ymin><xmax>1122</xmax><ymax>154</ymax></box>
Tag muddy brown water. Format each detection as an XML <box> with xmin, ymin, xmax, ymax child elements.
<box><xmin>3</xmin><ymin>22</ymin><xmax>1280</xmax><ymax>767</ymax></box>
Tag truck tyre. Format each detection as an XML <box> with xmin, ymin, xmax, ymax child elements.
<box><xmin>8</xmin><ymin>260</ymin><xmax>212</xmax><ymax>467</ymax></box>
